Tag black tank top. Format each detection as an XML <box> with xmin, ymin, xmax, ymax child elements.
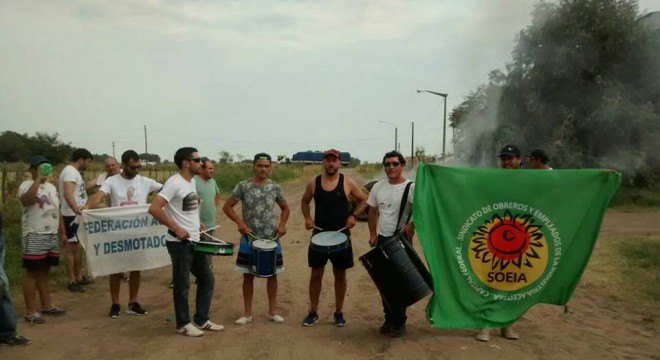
<box><xmin>313</xmin><ymin>174</ymin><xmax>350</xmax><ymax>236</ymax></box>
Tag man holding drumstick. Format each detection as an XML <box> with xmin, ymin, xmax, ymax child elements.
<box><xmin>149</xmin><ymin>147</ymin><xmax>223</xmax><ymax>337</ymax></box>
<box><xmin>223</xmin><ymin>152</ymin><xmax>290</xmax><ymax>326</ymax></box>
<box><xmin>300</xmin><ymin>149</ymin><xmax>367</xmax><ymax>327</ymax></box>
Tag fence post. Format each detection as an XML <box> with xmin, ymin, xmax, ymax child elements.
<box><xmin>1</xmin><ymin>161</ymin><xmax>7</xmax><ymax>206</ymax></box>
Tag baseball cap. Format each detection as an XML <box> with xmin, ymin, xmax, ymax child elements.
<box><xmin>323</xmin><ymin>149</ymin><xmax>341</xmax><ymax>159</ymax></box>
<box><xmin>527</xmin><ymin>149</ymin><xmax>549</xmax><ymax>163</ymax></box>
<box><xmin>29</xmin><ymin>155</ymin><xmax>50</xmax><ymax>169</ymax></box>
<box><xmin>253</xmin><ymin>152</ymin><xmax>272</xmax><ymax>163</ymax></box>
<box><xmin>498</xmin><ymin>144</ymin><xmax>521</xmax><ymax>158</ymax></box>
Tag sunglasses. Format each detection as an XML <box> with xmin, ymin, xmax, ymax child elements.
<box><xmin>189</xmin><ymin>158</ymin><xmax>202</xmax><ymax>163</ymax></box>
<box><xmin>127</xmin><ymin>165</ymin><xmax>142</xmax><ymax>171</ymax></box>
<box><xmin>383</xmin><ymin>161</ymin><xmax>401</xmax><ymax>167</ymax></box>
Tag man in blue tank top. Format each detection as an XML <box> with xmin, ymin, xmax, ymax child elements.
<box><xmin>301</xmin><ymin>149</ymin><xmax>367</xmax><ymax>327</ymax></box>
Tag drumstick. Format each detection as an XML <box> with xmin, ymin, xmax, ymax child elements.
<box><xmin>314</xmin><ymin>226</ymin><xmax>324</xmax><ymax>231</ymax></box>
<box><xmin>199</xmin><ymin>225</ymin><xmax>219</xmax><ymax>234</ymax></box>
<box><xmin>247</xmin><ymin>232</ymin><xmax>278</xmax><ymax>242</ymax></box>
<box><xmin>203</xmin><ymin>233</ymin><xmax>232</xmax><ymax>245</ymax></box>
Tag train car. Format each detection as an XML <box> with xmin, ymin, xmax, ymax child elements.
<box><xmin>291</xmin><ymin>151</ymin><xmax>351</xmax><ymax>166</ymax></box>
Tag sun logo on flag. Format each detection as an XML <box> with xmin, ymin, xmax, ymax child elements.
<box><xmin>468</xmin><ymin>210</ymin><xmax>548</xmax><ymax>291</ymax></box>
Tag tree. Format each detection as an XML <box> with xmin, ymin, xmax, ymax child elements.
<box><xmin>139</xmin><ymin>153</ymin><xmax>161</xmax><ymax>163</ymax></box>
<box><xmin>0</xmin><ymin>131</ymin><xmax>30</xmax><ymax>162</ymax></box>
<box><xmin>451</xmin><ymin>0</ymin><xmax>660</xmax><ymax>185</ymax></box>
<box><xmin>218</xmin><ymin>151</ymin><xmax>233</xmax><ymax>164</ymax></box>
<box><xmin>0</xmin><ymin>131</ymin><xmax>73</xmax><ymax>163</ymax></box>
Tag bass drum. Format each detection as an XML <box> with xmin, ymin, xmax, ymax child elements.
<box><xmin>359</xmin><ymin>233</ymin><xmax>432</xmax><ymax>309</ymax></box>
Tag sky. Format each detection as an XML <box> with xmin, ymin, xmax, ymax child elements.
<box><xmin>2</xmin><ymin>0</ymin><xmax>659</xmax><ymax>163</ymax></box>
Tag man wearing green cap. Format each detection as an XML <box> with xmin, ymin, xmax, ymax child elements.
<box><xmin>223</xmin><ymin>152</ymin><xmax>290</xmax><ymax>326</ymax></box>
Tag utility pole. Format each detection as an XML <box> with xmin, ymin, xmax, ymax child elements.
<box><xmin>378</xmin><ymin>121</ymin><xmax>398</xmax><ymax>151</ymax></box>
<box><xmin>394</xmin><ymin>127</ymin><xmax>398</xmax><ymax>152</ymax></box>
<box><xmin>112</xmin><ymin>141</ymin><xmax>115</xmax><ymax>158</ymax></box>
<box><xmin>411</xmin><ymin>122</ymin><xmax>415</xmax><ymax>168</ymax></box>
<box><xmin>144</xmin><ymin>125</ymin><xmax>148</xmax><ymax>155</ymax></box>
<box><xmin>416</xmin><ymin>89</ymin><xmax>448</xmax><ymax>160</ymax></box>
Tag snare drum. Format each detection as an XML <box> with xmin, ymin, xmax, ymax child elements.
<box><xmin>194</xmin><ymin>240</ymin><xmax>234</xmax><ymax>256</ymax></box>
<box><xmin>310</xmin><ymin>231</ymin><xmax>349</xmax><ymax>253</ymax></box>
<box><xmin>249</xmin><ymin>239</ymin><xmax>278</xmax><ymax>277</ymax></box>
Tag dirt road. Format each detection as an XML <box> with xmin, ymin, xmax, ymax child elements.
<box><xmin>2</xmin><ymin>171</ymin><xmax>659</xmax><ymax>360</ymax></box>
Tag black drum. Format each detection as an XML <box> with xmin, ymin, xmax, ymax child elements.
<box><xmin>359</xmin><ymin>233</ymin><xmax>433</xmax><ymax>309</ymax></box>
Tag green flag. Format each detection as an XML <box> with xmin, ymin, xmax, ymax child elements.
<box><xmin>414</xmin><ymin>164</ymin><xmax>621</xmax><ymax>328</ymax></box>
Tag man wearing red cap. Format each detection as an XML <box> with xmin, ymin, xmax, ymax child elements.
<box><xmin>301</xmin><ymin>149</ymin><xmax>367</xmax><ymax>327</ymax></box>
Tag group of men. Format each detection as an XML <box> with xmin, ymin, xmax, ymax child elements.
<box><xmin>1</xmin><ymin>143</ymin><xmax>553</xmax><ymax>345</ymax></box>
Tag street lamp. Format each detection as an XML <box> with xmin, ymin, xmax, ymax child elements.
<box><xmin>417</xmin><ymin>89</ymin><xmax>448</xmax><ymax>160</ymax></box>
<box><xmin>378</xmin><ymin>120</ymin><xmax>398</xmax><ymax>152</ymax></box>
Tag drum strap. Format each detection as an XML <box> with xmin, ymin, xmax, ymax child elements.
<box><xmin>395</xmin><ymin>182</ymin><xmax>414</xmax><ymax>233</ymax></box>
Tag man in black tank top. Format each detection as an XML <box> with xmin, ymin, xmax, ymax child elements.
<box><xmin>301</xmin><ymin>149</ymin><xmax>367</xmax><ymax>328</ymax></box>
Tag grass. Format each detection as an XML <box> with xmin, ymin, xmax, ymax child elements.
<box><xmin>214</xmin><ymin>163</ymin><xmax>318</xmax><ymax>194</ymax></box>
<box><xmin>583</xmin><ymin>234</ymin><xmax>660</xmax><ymax>304</ymax></box>
<box><xmin>354</xmin><ymin>164</ymin><xmax>382</xmax><ymax>181</ymax></box>
<box><xmin>609</xmin><ymin>186</ymin><xmax>660</xmax><ymax>210</ymax></box>
<box><xmin>618</xmin><ymin>237</ymin><xmax>660</xmax><ymax>302</ymax></box>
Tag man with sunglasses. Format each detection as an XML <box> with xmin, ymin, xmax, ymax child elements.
<box><xmin>223</xmin><ymin>152</ymin><xmax>290</xmax><ymax>326</ymax></box>
<box><xmin>300</xmin><ymin>149</ymin><xmax>367</xmax><ymax>327</ymax></box>
<box><xmin>149</xmin><ymin>147</ymin><xmax>222</xmax><ymax>337</ymax></box>
<box><xmin>367</xmin><ymin>150</ymin><xmax>415</xmax><ymax>338</ymax></box>
<box><xmin>86</xmin><ymin>150</ymin><xmax>162</xmax><ymax>318</ymax></box>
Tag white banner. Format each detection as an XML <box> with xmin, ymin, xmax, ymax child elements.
<box><xmin>78</xmin><ymin>205</ymin><xmax>171</xmax><ymax>277</ymax></box>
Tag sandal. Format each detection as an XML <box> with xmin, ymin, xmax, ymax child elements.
<box><xmin>24</xmin><ymin>313</ymin><xmax>46</xmax><ymax>324</ymax></box>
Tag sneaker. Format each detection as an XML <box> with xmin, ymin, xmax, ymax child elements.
<box><xmin>77</xmin><ymin>276</ymin><xmax>94</xmax><ymax>285</ymax></box>
<box><xmin>67</xmin><ymin>281</ymin><xmax>86</xmax><ymax>293</ymax></box>
<box><xmin>0</xmin><ymin>334</ymin><xmax>31</xmax><ymax>346</ymax></box>
<box><xmin>268</xmin><ymin>314</ymin><xmax>284</xmax><ymax>323</ymax></box>
<box><xmin>476</xmin><ymin>328</ymin><xmax>491</xmax><ymax>342</ymax></box>
<box><xmin>388</xmin><ymin>324</ymin><xmax>406</xmax><ymax>338</ymax></box>
<box><xmin>302</xmin><ymin>311</ymin><xmax>319</xmax><ymax>327</ymax></box>
<box><xmin>196</xmin><ymin>320</ymin><xmax>224</xmax><ymax>331</ymax></box>
<box><xmin>41</xmin><ymin>306</ymin><xmax>66</xmax><ymax>316</ymax></box>
<box><xmin>501</xmin><ymin>327</ymin><xmax>519</xmax><ymax>340</ymax></box>
<box><xmin>24</xmin><ymin>313</ymin><xmax>45</xmax><ymax>324</ymax></box>
<box><xmin>108</xmin><ymin>304</ymin><xmax>121</xmax><ymax>319</ymax></box>
<box><xmin>379</xmin><ymin>320</ymin><xmax>392</xmax><ymax>334</ymax></box>
<box><xmin>126</xmin><ymin>302</ymin><xmax>148</xmax><ymax>316</ymax></box>
<box><xmin>235</xmin><ymin>316</ymin><xmax>253</xmax><ymax>325</ymax></box>
<box><xmin>178</xmin><ymin>323</ymin><xmax>204</xmax><ymax>337</ymax></box>
<box><xmin>333</xmin><ymin>312</ymin><xmax>347</xmax><ymax>327</ymax></box>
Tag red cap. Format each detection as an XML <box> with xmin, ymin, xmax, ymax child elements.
<box><xmin>323</xmin><ymin>149</ymin><xmax>341</xmax><ymax>159</ymax></box>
